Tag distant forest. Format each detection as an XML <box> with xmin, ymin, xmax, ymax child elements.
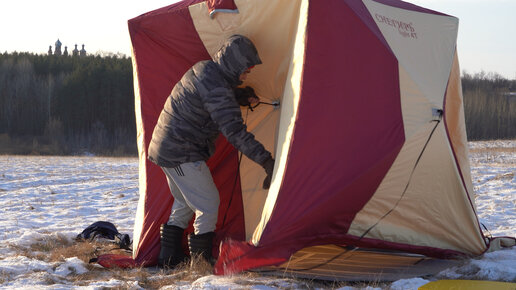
<box><xmin>0</xmin><ymin>52</ymin><xmax>515</xmax><ymax>156</ymax></box>
<box><xmin>461</xmin><ymin>71</ymin><xmax>516</xmax><ymax>140</ymax></box>
<box><xmin>0</xmin><ymin>52</ymin><xmax>135</xmax><ymax>155</ymax></box>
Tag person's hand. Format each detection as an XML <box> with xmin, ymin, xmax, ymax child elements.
<box><xmin>234</xmin><ymin>86</ymin><xmax>259</xmax><ymax>107</ymax></box>
<box><xmin>248</xmin><ymin>95</ymin><xmax>260</xmax><ymax>105</ymax></box>
<box><xmin>262</xmin><ymin>157</ymin><xmax>275</xmax><ymax>190</ymax></box>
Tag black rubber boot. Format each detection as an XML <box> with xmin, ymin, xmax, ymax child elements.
<box><xmin>158</xmin><ymin>224</ymin><xmax>186</xmax><ymax>268</ymax></box>
<box><xmin>188</xmin><ymin>231</ymin><xmax>215</xmax><ymax>266</ymax></box>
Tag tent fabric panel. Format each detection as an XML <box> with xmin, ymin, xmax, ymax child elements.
<box><xmin>189</xmin><ymin>0</ymin><xmax>303</xmax><ymax>239</ymax></box>
<box><xmin>348</xmin><ymin>3</ymin><xmax>485</xmax><ymax>255</ymax></box>
<box><xmin>131</xmin><ymin>49</ymin><xmax>163</xmax><ymax>265</ymax></box>
<box><xmin>442</xmin><ymin>50</ymin><xmax>486</xmax><ymax>249</ymax></box>
<box><xmin>363</xmin><ymin>0</ymin><xmax>458</xmax><ymax>108</ymax></box>
<box><xmin>251</xmin><ymin>0</ymin><xmax>308</xmax><ymax>245</ymax></box>
<box><xmin>129</xmin><ymin>0</ymin><xmax>208</xmax><ymax>264</ymax></box>
<box><xmin>364</xmin><ymin>0</ymin><xmax>450</xmax><ymax>16</ymax></box>
<box><xmin>132</xmin><ymin>0</ymin><xmax>202</xmax><ymax>18</ymax></box>
<box><xmin>96</xmin><ymin>254</ymin><xmax>138</xmax><ymax>269</ymax></box>
<box><xmin>350</xmin><ymin>122</ymin><xmax>487</xmax><ymax>255</ymax></box>
<box><xmin>128</xmin><ymin>0</ymin><xmax>246</xmax><ymax>265</ymax></box>
<box><xmin>348</xmin><ymin>65</ymin><xmax>437</xmax><ymax>241</ymax></box>
<box><xmin>236</xmin><ymin>109</ymin><xmax>279</xmax><ymax>240</ymax></box>
<box><xmin>256</xmin><ymin>0</ymin><xmax>403</xmax><ymax>253</ymax></box>
<box><xmin>443</xmin><ymin>51</ymin><xmax>475</xmax><ymax>208</ymax></box>
<box><xmin>215</xmin><ymin>229</ymin><xmax>468</xmax><ymax>275</ymax></box>
<box><xmin>207</xmin><ymin>0</ymin><xmax>238</xmax><ymax>15</ymax></box>
<box><xmin>343</xmin><ymin>0</ymin><xmax>393</xmax><ymax>56</ymax></box>
<box><xmin>259</xmin><ymin>245</ymin><xmax>460</xmax><ymax>282</ymax></box>
<box><xmin>395</xmin><ymin>64</ymin><xmax>435</xmax><ymax>139</ymax></box>
<box><xmin>348</xmin><ymin>114</ymin><xmax>440</xmax><ymax>237</ymax></box>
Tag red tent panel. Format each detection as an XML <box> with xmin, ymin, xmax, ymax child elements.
<box><xmin>125</xmin><ymin>0</ymin><xmax>246</xmax><ymax>266</ymax></box>
<box><xmin>215</xmin><ymin>0</ymin><xmax>404</xmax><ymax>274</ymax></box>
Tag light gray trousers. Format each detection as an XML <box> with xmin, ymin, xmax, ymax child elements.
<box><xmin>161</xmin><ymin>161</ymin><xmax>220</xmax><ymax>235</ymax></box>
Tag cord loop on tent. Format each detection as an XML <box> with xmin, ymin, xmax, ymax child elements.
<box><xmin>248</xmin><ymin>100</ymin><xmax>280</xmax><ymax>111</ymax></box>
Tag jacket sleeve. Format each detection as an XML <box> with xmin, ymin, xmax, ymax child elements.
<box><xmin>202</xmin><ymin>86</ymin><xmax>272</xmax><ymax>167</ymax></box>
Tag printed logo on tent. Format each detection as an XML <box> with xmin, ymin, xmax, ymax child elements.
<box><xmin>363</xmin><ymin>0</ymin><xmax>458</xmax><ymax>108</ymax></box>
<box><xmin>374</xmin><ymin>14</ymin><xmax>417</xmax><ymax>39</ymax></box>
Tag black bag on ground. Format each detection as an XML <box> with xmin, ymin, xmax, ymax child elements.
<box><xmin>76</xmin><ymin>221</ymin><xmax>131</xmax><ymax>250</ymax></box>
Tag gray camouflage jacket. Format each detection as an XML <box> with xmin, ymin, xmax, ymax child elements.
<box><xmin>148</xmin><ymin>35</ymin><xmax>272</xmax><ymax>169</ymax></box>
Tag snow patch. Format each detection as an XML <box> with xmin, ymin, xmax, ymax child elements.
<box><xmin>54</xmin><ymin>257</ymin><xmax>89</xmax><ymax>276</ymax></box>
<box><xmin>437</xmin><ymin>248</ymin><xmax>516</xmax><ymax>281</ymax></box>
<box><xmin>0</xmin><ymin>256</ymin><xmax>53</xmax><ymax>276</ymax></box>
<box><xmin>389</xmin><ymin>278</ymin><xmax>430</xmax><ymax>290</ymax></box>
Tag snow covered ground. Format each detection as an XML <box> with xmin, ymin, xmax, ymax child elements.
<box><xmin>0</xmin><ymin>140</ymin><xmax>514</xmax><ymax>289</ymax></box>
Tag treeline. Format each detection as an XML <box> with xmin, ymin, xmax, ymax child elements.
<box><xmin>462</xmin><ymin>71</ymin><xmax>516</xmax><ymax>140</ymax></box>
<box><xmin>0</xmin><ymin>52</ymin><xmax>136</xmax><ymax>155</ymax></box>
<box><xmin>0</xmin><ymin>52</ymin><xmax>515</xmax><ymax>156</ymax></box>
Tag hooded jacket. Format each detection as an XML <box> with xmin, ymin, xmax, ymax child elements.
<box><xmin>148</xmin><ymin>35</ymin><xmax>272</xmax><ymax>168</ymax></box>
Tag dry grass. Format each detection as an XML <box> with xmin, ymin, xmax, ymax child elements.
<box><xmin>6</xmin><ymin>236</ymin><xmax>396</xmax><ymax>289</ymax></box>
<box><xmin>8</xmin><ymin>236</ymin><xmax>145</xmax><ymax>286</ymax></box>
<box><xmin>17</xmin><ymin>234</ymin><xmax>126</xmax><ymax>266</ymax></box>
<box><xmin>469</xmin><ymin>147</ymin><xmax>516</xmax><ymax>154</ymax></box>
<box><xmin>8</xmin><ymin>236</ymin><xmax>231</xmax><ymax>288</ymax></box>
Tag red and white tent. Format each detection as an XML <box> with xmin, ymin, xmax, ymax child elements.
<box><xmin>122</xmin><ymin>0</ymin><xmax>494</xmax><ymax>280</ymax></box>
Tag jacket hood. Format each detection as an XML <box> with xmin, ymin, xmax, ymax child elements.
<box><xmin>213</xmin><ymin>35</ymin><xmax>262</xmax><ymax>87</ymax></box>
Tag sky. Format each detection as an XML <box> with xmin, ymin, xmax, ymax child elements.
<box><xmin>1</xmin><ymin>0</ymin><xmax>515</xmax><ymax>79</ymax></box>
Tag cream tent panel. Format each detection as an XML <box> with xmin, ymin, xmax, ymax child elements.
<box><xmin>397</xmin><ymin>65</ymin><xmax>435</xmax><ymax>139</ymax></box>
<box><xmin>189</xmin><ymin>0</ymin><xmax>305</xmax><ymax>239</ymax></box>
<box><xmin>348</xmin><ymin>118</ymin><xmax>440</xmax><ymax>240</ymax></box>
<box><xmin>363</xmin><ymin>0</ymin><xmax>458</xmax><ymax>108</ymax></box>
<box><xmin>444</xmin><ymin>51</ymin><xmax>474</xmax><ymax>201</ymax></box>
<box><xmin>132</xmin><ymin>53</ymin><xmax>147</xmax><ymax>252</ymax></box>
<box><xmin>348</xmin><ymin>65</ymin><xmax>442</xmax><ymax>240</ymax></box>
<box><xmin>349</xmin><ymin>123</ymin><xmax>486</xmax><ymax>254</ymax></box>
<box><xmin>251</xmin><ymin>0</ymin><xmax>308</xmax><ymax>245</ymax></box>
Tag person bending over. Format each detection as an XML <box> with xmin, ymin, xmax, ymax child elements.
<box><xmin>148</xmin><ymin>35</ymin><xmax>275</xmax><ymax>268</ymax></box>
